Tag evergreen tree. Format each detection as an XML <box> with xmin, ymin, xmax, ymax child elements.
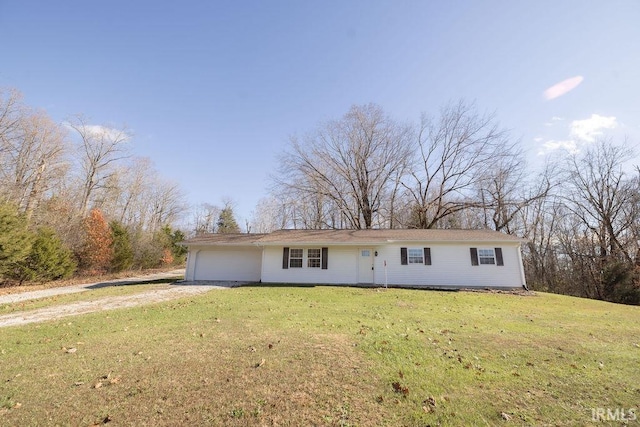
<box><xmin>110</xmin><ymin>221</ymin><xmax>134</xmax><ymax>272</ymax></box>
<box><xmin>159</xmin><ymin>225</ymin><xmax>187</xmax><ymax>264</ymax></box>
<box><xmin>9</xmin><ymin>227</ymin><xmax>76</xmax><ymax>284</ymax></box>
<box><xmin>0</xmin><ymin>203</ymin><xmax>33</xmax><ymax>282</ymax></box>
<box><xmin>216</xmin><ymin>206</ymin><xmax>240</xmax><ymax>233</ymax></box>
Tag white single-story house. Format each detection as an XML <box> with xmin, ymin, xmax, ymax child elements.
<box><xmin>182</xmin><ymin>229</ymin><xmax>528</xmax><ymax>289</ymax></box>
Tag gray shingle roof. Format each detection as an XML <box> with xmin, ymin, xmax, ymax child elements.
<box><xmin>181</xmin><ymin>233</ymin><xmax>267</xmax><ymax>245</ymax></box>
<box><xmin>182</xmin><ymin>229</ymin><xmax>524</xmax><ymax>246</ymax></box>
<box><xmin>256</xmin><ymin>229</ymin><xmax>523</xmax><ymax>244</ymax></box>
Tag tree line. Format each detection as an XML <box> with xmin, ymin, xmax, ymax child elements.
<box><xmin>0</xmin><ymin>88</ymin><xmax>186</xmax><ymax>285</ymax></box>
<box><xmin>248</xmin><ymin>102</ymin><xmax>640</xmax><ymax>305</ymax></box>
<box><xmin>2</xmin><ymin>86</ymin><xmax>638</xmax><ymax>305</ymax></box>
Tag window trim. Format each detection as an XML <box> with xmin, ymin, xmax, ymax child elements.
<box><xmin>478</xmin><ymin>248</ymin><xmax>496</xmax><ymax>265</ymax></box>
<box><xmin>307</xmin><ymin>248</ymin><xmax>321</xmax><ymax>268</ymax></box>
<box><xmin>282</xmin><ymin>246</ymin><xmax>328</xmax><ymax>269</ymax></box>
<box><xmin>401</xmin><ymin>247</ymin><xmax>432</xmax><ymax>266</ymax></box>
<box><xmin>407</xmin><ymin>248</ymin><xmax>424</xmax><ymax>264</ymax></box>
<box><xmin>289</xmin><ymin>248</ymin><xmax>303</xmax><ymax>268</ymax></box>
<box><xmin>470</xmin><ymin>247</ymin><xmax>504</xmax><ymax>266</ymax></box>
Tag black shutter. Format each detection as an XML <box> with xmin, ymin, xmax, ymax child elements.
<box><xmin>282</xmin><ymin>247</ymin><xmax>289</xmax><ymax>269</ymax></box>
<box><xmin>470</xmin><ymin>248</ymin><xmax>479</xmax><ymax>266</ymax></box>
<box><xmin>400</xmin><ymin>247</ymin><xmax>408</xmax><ymax>265</ymax></box>
<box><xmin>424</xmin><ymin>247</ymin><xmax>431</xmax><ymax>265</ymax></box>
<box><xmin>495</xmin><ymin>248</ymin><xmax>504</xmax><ymax>266</ymax></box>
<box><xmin>321</xmin><ymin>247</ymin><xmax>328</xmax><ymax>269</ymax></box>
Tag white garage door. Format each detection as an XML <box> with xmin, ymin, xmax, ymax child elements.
<box><xmin>194</xmin><ymin>247</ymin><xmax>262</xmax><ymax>281</ymax></box>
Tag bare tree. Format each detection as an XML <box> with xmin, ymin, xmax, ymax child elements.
<box><xmin>67</xmin><ymin>116</ymin><xmax>131</xmax><ymax>216</ymax></box>
<box><xmin>0</xmin><ymin>88</ymin><xmax>24</xmax><ymax>157</ymax></box>
<box><xmin>563</xmin><ymin>140</ymin><xmax>637</xmax><ymax>262</ymax></box>
<box><xmin>98</xmin><ymin>157</ymin><xmax>153</xmax><ymax>227</ymax></box>
<box><xmin>475</xmin><ymin>155</ymin><xmax>555</xmax><ymax>234</ymax></box>
<box><xmin>250</xmin><ymin>196</ymin><xmax>291</xmax><ymax>233</ymax></box>
<box><xmin>402</xmin><ymin>100</ymin><xmax>518</xmax><ymax>229</ymax></box>
<box><xmin>146</xmin><ymin>178</ymin><xmax>187</xmax><ymax>232</ymax></box>
<box><xmin>520</xmin><ymin>140</ymin><xmax>640</xmax><ymax>303</ymax></box>
<box><xmin>275</xmin><ymin>103</ymin><xmax>413</xmax><ymax>229</ymax></box>
<box><xmin>11</xmin><ymin>112</ymin><xmax>69</xmax><ymax>220</ymax></box>
<box><xmin>0</xmin><ymin>92</ymin><xmax>70</xmax><ymax>221</ymax></box>
<box><xmin>191</xmin><ymin>203</ymin><xmax>222</xmax><ymax>235</ymax></box>
<box><xmin>519</xmin><ymin>188</ymin><xmax>564</xmax><ymax>293</ymax></box>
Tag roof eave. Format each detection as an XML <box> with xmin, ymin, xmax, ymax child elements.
<box><xmin>257</xmin><ymin>238</ymin><xmax>525</xmax><ymax>246</ymax></box>
<box><xmin>181</xmin><ymin>241</ymin><xmax>262</xmax><ymax>247</ymax></box>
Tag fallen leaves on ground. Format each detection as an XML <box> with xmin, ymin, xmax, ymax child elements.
<box><xmin>392</xmin><ymin>382</ymin><xmax>409</xmax><ymax>396</ymax></box>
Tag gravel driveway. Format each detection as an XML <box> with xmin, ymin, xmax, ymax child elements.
<box><xmin>0</xmin><ymin>270</ymin><xmax>243</xmax><ymax>328</ymax></box>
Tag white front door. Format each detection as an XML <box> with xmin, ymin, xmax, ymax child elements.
<box><xmin>358</xmin><ymin>248</ymin><xmax>374</xmax><ymax>283</ymax></box>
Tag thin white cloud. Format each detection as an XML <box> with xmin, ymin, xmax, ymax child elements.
<box><xmin>537</xmin><ymin>113</ymin><xmax>617</xmax><ymax>155</ymax></box>
<box><xmin>543</xmin><ymin>116</ymin><xmax>565</xmax><ymax>127</ymax></box>
<box><xmin>64</xmin><ymin>123</ymin><xmax>131</xmax><ymax>142</ymax></box>
<box><xmin>569</xmin><ymin>114</ymin><xmax>617</xmax><ymax>142</ymax></box>
<box><xmin>84</xmin><ymin>125</ymin><xmax>131</xmax><ymax>141</ymax></box>
<box><xmin>543</xmin><ymin>76</ymin><xmax>584</xmax><ymax>100</ymax></box>
<box><xmin>538</xmin><ymin>139</ymin><xmax>578</xmax><ymax>155</ymax></box>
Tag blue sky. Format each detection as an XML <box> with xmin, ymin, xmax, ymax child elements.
<box><xmin>2</xmin><ymin>1</ymin><xmax>639</xmax><ymax>225</ymax></box>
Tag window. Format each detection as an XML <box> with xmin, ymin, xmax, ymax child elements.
<box><xmin>289</xmin><ymin>248</ymin><xmax>303</xmax><ymax>268</ymax></box>
<box><xmin>478</xmin><ymin>249</ymin><xmax>495</xmax><ymax>265</ymax></box>
<box><xmin>307</xmin><ymin>248</ymin><xmax>321</xmax><ymax>268</ymax></box>
<box><xmin>283</xmin><ymin>247</ymin><xmax>328</xmax><ymax>269</ymax></box>
<box><xmin>361</xmin><ymin>249</ymin><xmax>370</xmax><ymax>257</ymax></box>
<box><xmin>470</xmin><ymin>247</ymin><xmax>504</xmax><ymax>266</ymax></box>
<box><xmin>408</xmin><ymin>248</ymin><xmax>424</xmax><ymax>264</ymax></box>
<box><xmin>401</xmin><ymin>247</ymin><xmax>431</xmax><ymax>265</ymax></box>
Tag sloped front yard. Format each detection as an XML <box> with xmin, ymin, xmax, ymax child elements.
<box><xmin>0</xmin><ymin>286</ymin><xmax>638</xmax><ymax>426</ymax></box>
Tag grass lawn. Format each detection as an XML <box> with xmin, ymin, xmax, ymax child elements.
<box><xmin>0</xmin><ymin>285</ymin><xmax>638</xmax><ymax>426</ymax></box>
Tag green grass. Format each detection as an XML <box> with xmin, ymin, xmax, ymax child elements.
<box><xmin>0</xmin><ymin>285</ymin><xmax>638</xmax><ymax>426</ymax></box>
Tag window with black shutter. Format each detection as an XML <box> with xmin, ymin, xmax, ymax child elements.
<box><xmin>321</xmin><ymin>247</ymin><xmax>328</xmax><ymax>269</ymax></box>
<box><xmin>424</xmin><ymin>247</ymin><xmax>432</xmax><ymax>265</ymax></box>
<box><xmin>470</xmin><ymin>248</ymin><xmax>479</xmax><ymax>266</ymax></box>
<box><xmin>282</xmin><ymin>247</ymin><xmax>289</xmax><ymax>269</ymax></box>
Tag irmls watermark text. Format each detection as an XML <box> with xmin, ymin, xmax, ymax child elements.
<box><xmin>591</xmin><ymin>407</ymin><xmax>637</xmax><ymax>422</ymax></box>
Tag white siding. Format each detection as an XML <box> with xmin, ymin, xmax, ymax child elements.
<box><xmin>188</xmin><ymin>246</ymin><xmax>262</xmax><ymax>282</ymax></box>
<box><xmin>374</xmin><ymin>242</ymin><xmax>524</xmax><ymax>288</ymax></box>
<box><xmin>261</xmin><ymin>246</ymin><xmax>358</xmax><ymax>284</ymax></box>
<box><xmin>186</xmin><ymin>240</ymin><xmax>526</xmax><ymax>289</ymax></box>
